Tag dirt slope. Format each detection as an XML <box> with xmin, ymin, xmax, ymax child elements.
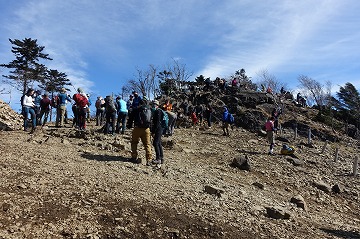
<box><xmin>0</xmin><ymin>117</ymin><xmax>359</xmax><ymax>238</ymax></box>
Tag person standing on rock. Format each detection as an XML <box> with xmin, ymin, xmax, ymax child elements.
<box><xmin>22</xmin><ymin>88</ymin><xmax>36</xmax><ymax>133</ymax></box>
<box><xmin>265</xmin><ymin>116</ymin><xmax>276</xmax><ymax>155</ymax></box>
<box><xmin>151</xmin><ymin>100</ymin><xmax>164</xmax><ymax>165</ymax></box>
<box><xmin>115</xmin><ymin>96</ymin><xmax>128</xmax><ymax>134</ymax></box>
<box><xmin>131</xmin><ymin>99</ymin><xmax>152</xmax><ymax>165</ymax></box>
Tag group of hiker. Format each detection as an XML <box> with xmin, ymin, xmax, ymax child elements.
<box><xmin>21</xmin><ymin>87</ymin><xmax>91</xmax><ymax>133</ymax></box>
<box><xmin>21</xmin><ymin>78</ymin><xmax>291</xmax><ymax>163</ymax></box>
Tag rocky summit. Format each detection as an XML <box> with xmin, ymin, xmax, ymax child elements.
<box><xmin>0</xmin><ymin>93</ymin><xmax>359</xmax><ymax>238</ymax></box>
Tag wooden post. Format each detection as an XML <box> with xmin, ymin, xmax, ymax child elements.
<box><xmin>334</xmin><ymin>147</ymin><xmax>339</xmax><ymax>162</ymax></box>
<box><xmin>294</xmin><ymin>125</ymin><xmax>298</xmax><ymax>140</ymax></box>
<box><xmin>353</xmin><ymin>156</ymin><xmax>359</xmax><ymax>176</ymax></box>
<box><xmin>279</xmin><ymin>124</ymin><xmax>283</xmax><ymax>136</ymax></box>
<box><xmin>308</xmin><ymin>128</ymin><xmax>312</xmax><ymax>145</ymax></box>
<box><xmin>321</xmin><ymin>141</ymin><xmax>328</xmax><ymax>154</ymax></box>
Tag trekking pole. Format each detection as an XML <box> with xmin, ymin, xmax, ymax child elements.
<box><xmin>308</xmin><ymin>128</ymin><xmax>312</xmax><ymax>145</ymax></box>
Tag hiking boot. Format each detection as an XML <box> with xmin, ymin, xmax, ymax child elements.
<box><xmin>151</xmin><ymin>159</ymin><xmax>162</xmax><ymax>165</ymax></box>
<box><xmin>29</xmin><ymin>128</ymin><xmax>36</xmax><ymax>134</ymax></box>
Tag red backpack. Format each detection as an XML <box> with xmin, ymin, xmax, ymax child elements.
<box><xmin>73</xmin><ymin>93</ymin><xmax>88</xmax><ymax>108</ymax></box>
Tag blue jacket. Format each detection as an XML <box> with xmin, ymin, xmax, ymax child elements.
<box><xmin>222</xmin><ymin>107</ymin><xmax>229</xmax><ymax>122</ymax></box>
<box><xmin>58</xmin><ymin>93</ymin><xmax>72</xmax><ymax>106</ymax></box>
<box><xmin>117</xmin><ymin>99</ymin><xmax>128</xmax><ymax>113</ymax></box>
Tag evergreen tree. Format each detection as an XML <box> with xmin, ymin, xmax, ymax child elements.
<box><xmin>0</xmin><ymin>38</ymin><xmax>52</xmax><ymax>95</ymax></box>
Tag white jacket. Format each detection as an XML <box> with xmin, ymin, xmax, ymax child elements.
<box><xmin>23</xmin><ymin>95</ymin><xmax>35</xmax><ymax>108</ymax></box>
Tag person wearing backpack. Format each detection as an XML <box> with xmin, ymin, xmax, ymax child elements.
<box><xmin>130</xmin><ymin>99</ymin><xmax>152</xmax><ymax>165</ymax></box>
<box><xmin>222</xmin><ymin>106</ymin><xmax>230</xmax><ymax>136</ymax></box>
<box><xmin>55</xmin><ymin>88</ymin><xmax>72</xmax><ymax>128</ymax></box>
<box><xmin>39</xmin><ymin>92</ymin><xmax>51</xmax><ymax>127</ymax></box>
<box><xmin>115</xmin><ymin>96</ymin><xmax>128</xmax><ymax>134</ymax></box>
<box><xmin>102</xmin><ymin>95</ymin><xmax>117</xmax><ymax>135</ymax></box>
<box><xmin>151</xmin><ymin>100</ymin><xmax>164</xmax><ymax>165</ymax></box>
<box><xmin>95</xmin><ymin>96</ymin><xmax>105</xmax><ymax>126</ymax></box>
<box><xmin>73</xmin><ymin>88</ymin><xmax>89</xmax><ymax>130</ymax></box>
<box><xmin>265</xmin><ymin>116</ymin><xmax>276</xmax><ymax>155</ymax></box>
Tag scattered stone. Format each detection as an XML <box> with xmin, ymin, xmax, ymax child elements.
<box><xmin>332</xmin><ymin>184</ymin><xmax>342</xmax><ymax>194</ymax></box>
<box><xmin>265</xmin><ymin>206</ymin><xmax>291</xmax><ymax>219</ymax></box>
<box><xmin>286</xmin><ymin>157</ymin><xmax>304</xmax><ymax>166</ymax></box>
<box><xmin>204</xmin><ymin>185</ymin><xmax>224</xmax><ymax>197</ymax></box>
<box><xmin>17</xmin><ymin>183</ymin><xmax>27</xmax><ymax>189</ymax></box>
<box><xmin>252</xmin><ymin>182</ymin><xmax>265</xmax><ymax>190</ymax></box>
<box><xmin>276</xmin><ymin>136</ymin><xmax>290</xmax><ymax>143</ymax></box>
<box><xmin>231</xmin><ymin>155</ymin><xmax>251</xmax><ymax>171</ymax></box>
<box><xmin>290</xmin><ymin>195</ymin><xmax>308</xmax><ymax>211</ymax></box>
<box><xmin>248</xmin><ymin>139</ymin><xmax>259</xmax><ymax>144</ymax></box>
<box><xmin>313</xmin><ymin>181</ymin><xmax>331</xmax><ymax>193</ymax></box>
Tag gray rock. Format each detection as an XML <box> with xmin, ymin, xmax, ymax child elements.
<box><xmin>313</xmin><ymin>181</ymin><xmax>331</xmax><ymax>193</ymax></box>
<box><xmin>252</xmin><ymin>182</ymin><xmax>265</xmax><ymax>190</ymax></box>
<box><xmin>231</xmin><ymin>155</ymin><xmax>251</xmax><ymax>171</ymax></box>
<box><xmin>204</xmin><ymin>185</ymin><xmax>224</xmax><ymax>197</ymax></box>
<box><xmin>332</xmin><ymin>184</ymin><xmax>342</xmax><ymax>194</ymax></box>
<box><xmin>290</xmin><ymin>194</ymin><xmax>308</xmax><ymax>211</ymax></box>
<box><xmin>286</xmin><ymin>157</ymin><xmax>304</xmax><ymax>166</ymax></box>
<box><xmin>265</xmin><ymin>206</ymin><xmax>291</xmax><ymax>219</ymax></box>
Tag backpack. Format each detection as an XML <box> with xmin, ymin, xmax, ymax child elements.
<box><xmin>280</xmin><ymin>144</ymin><xmax>295</xmax><ymax>155</ymax></box>
<box><xmin>95</xmin><ymin>99</ymin><xmax>102</xmax><ymax>109</ymax></box>
<box><xmin>73</xmin><ymin>93</ymin><xmax>89</xmax><ymax>108</ymax></box>
<box><xmin>227</xmin><ymin>113</ymin><xmax>235</xmax><ymax>124</ymax></box>
<box><xmin>160</xmin><ymin>109</ymin><xmax>169</xmax><ymax>129</ymax></box>
<box><xmin>138</xmin><ymin>106</ymin><xmax>152</xmax><ymax>128</ymax></box>
<box><xmin>105</xmin><ymin>96</ymin><xmax>116</xmax><ymax>113</ymax></box>
<box><xmin>51</xmin><ymin>96</ymin><xmax>59</xmax><ymax>108</ymax></box>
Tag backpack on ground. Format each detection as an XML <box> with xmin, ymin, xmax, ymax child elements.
<box><xmin>105</xmin><ymin>96</ymin><xmax>116</xmax><ymax>113</ymax></box>
<box><xmin>280</xmin><ymin>144</ymin><xmax>295</xmax><ymax>155</ymax></box>
<box><xmin>51</xmin><ymin>96</ymin><xmax>59</xmax><ymax>108</ymax></box>
<box><xmin>73</xmin><ymin>93</ymin><xmax>89</xmax><ymax>108</ymax></box>
<box><xmin>160</xmin><ymin>109</ymin><xmax>169</xmax><ymax>129</ymax></box>
<box><xmin>227</xmin><ymin>113</ymin><xmax>235</xmax><ymax>124</ymax></box>
<box><xmin>138</xmin><ymin>106</ymin><xmax>152</xmax><ymax>128</ymax></box>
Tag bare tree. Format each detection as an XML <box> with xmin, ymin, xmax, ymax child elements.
<box><xmin>298</xmin><ymin>75</ymin><xmax>329</xmax><ymax>106</ymax></box>
<box><xmin>166</xmin><ymin>58</ymin><xmax>193</xmax><ymax>90</ymax></box>
<box><xmin>127</xmin><ymin>65</ymin><xmax>159</xmax><ymax>100</ymax></box>
<box><xmin>255</xmin><ymin>69</ymin><xmax>286</xmax><ymax>93</ymax></box>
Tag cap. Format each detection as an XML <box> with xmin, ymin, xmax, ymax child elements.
<box><xmin>60</xmin><ymin>88</ymin><xmax>66</xmax><ymax>93</ymax></box>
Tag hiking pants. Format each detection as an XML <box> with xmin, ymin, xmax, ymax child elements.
<box><xmin>23</xmin><ymin>106</ymin><xmax>36</xmax><ymax>130</ymax></box>
<box><xmin>96</xmin><ymin>108</ymin><xmax>105</xmax><ymax>126</ymax></box>
<box><xmin>167</xmin><ymin>112</ymin><xmax>177</xmax><ymax>135</ymax></box>
<box><xmin>131</xmin><ymin>127</ymin><xmax>152</xmax><ymax>163</ymax></box>
<box><xmin>116</xmin><ymin>111</ymin><xmax>128</xmax><ymax>134</ymax></box>
<box><xmin>56</xmin><ymin>105</ymin><xmax>66</xmax><ymax>126</ymax></box>
<box><xmin>152</xmin><ymin>127</ymin><xmax>163</xmax><ymax>162</ymax></box>
<box><xmin>77</xmin><ymin>107</ymin><xmax>87</xmax><ymax>130</ymax></box>
<box><xmin>39</xmin><ymin>109</ymin><xmax>50</xmax><ymax>126</ymax></box>
<box><xmin>105</xmin><ymin>111</ymin><xmax>116</xmax><ymax>134</ymax></box>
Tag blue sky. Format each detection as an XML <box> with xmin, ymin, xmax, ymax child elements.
<box><xmin>1</xmin><ymin>0</ymin><xmax>360</xmax><ymax>111</ymax></box>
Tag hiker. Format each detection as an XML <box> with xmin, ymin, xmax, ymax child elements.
<box><xmin>190</xmin><ymin>110</ymin><xmax>198</xmax><ymax>126</ymax></box>
<box><xmin>265</xmin><ymin>116</ymin><xmax>276</xmax><ymax>155</ymax></box>
<box><xmin>163</xmin><ymin>99</ymin><xmax>177</xmax><ymax>136</ymax></box>
<box><xmin>218</xmin><ymin>78</ymin><xmax>227</xmax><ymax>92</ymax></box>
<box><xmin>271</xmin><ymin>107</ymin><xmax>282</xmax><ymax>133</ymax></box>
<box><xmin>22</xmin><ymin>88</ymin><xmax>36</xmax><ymax>133</ymax></box>
<box><xmin>73</xmin><ymin>88</ymin><xmax>89</xmax><ymax>130</ymax></box>
<box><xmin>55</xmin><ymin>88</ymin><xmax>72</xmax><ymax>128</ymax></box>
<box><xmin>195</xmin><ymin>104</ymin><xmax>203</xmax><ymax>125</ymax></box>
<box><xmin>71</xmin><ymin>102</ymin><xmax>78</xmax><ymax>128</ymax></box>
<box><xmin>102</xmin><ymin>95</ymin><xmax>117</xmax><ymax>135</ymax></box>
<box><xmin>95</xmin><ymin>96</ymin><xmax>105</xmax><ymax>126</ymax></box>
<box><xmin>33</xmin><ymin>90</ymin><xmax>42</xmax><ymax>126</ymax></box>
<box><xmin>131</xmin><ymin>99</ymin><xmax>152</xmax><ymax>165</ymax></box>
<box><xmin>222</xmin><ymin>106</ymin><xmax>230</xmax><ymax>136</ymax></box>
<box><xmin>204</xmin><ymin>104</ymin><xmax>213</xmax><ymax>128</ymax></box>
<box><xmin>86</xmin><ymin>94</ymin><xmax>92</xmax><ymax>123</ymax></box>
<box><xmin>39</xmin><ymin>92</ymin><xmax>51</xmax><ymax>127</ymax></box>
<box><xmin>115</xmin><ymin>96</ymin><xmax>128</xmax><ymax>134</ymax></box>
<box><xmin>151</xmin><ymin>100</ymin><xmax>164</xmax><ymax>164</ymax></box>
<box><xmin>128</xmin><ymin>92</ymin><xmax>141</xmax><ymax>129</ymax></box>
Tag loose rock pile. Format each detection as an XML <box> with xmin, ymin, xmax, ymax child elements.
<box><xmin>0</xmin><ymin>99</ymin><xmax>23</xmax><ymax>131</ymax></box>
